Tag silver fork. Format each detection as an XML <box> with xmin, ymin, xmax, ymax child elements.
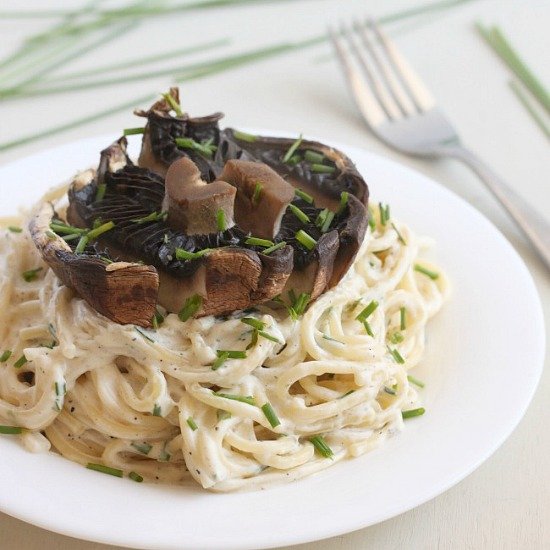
<box><xmin>330</xmin><ymin>19</ymin><xmax>550</xmax><ymax>271</ymax></box>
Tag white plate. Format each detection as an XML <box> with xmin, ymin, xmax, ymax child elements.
<box><xmin>0</xmin><ymin>135</ymin><xmax>545</xmax><ymax>550</ymax></box>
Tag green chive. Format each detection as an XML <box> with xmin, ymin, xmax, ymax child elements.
<box><xmin>128</xmin><ymin>471</ymin><xmax>143</xmax><ymax>482</ymax></box>
<box><xmin>389</xmin><ymin>332</ymin><xmax>404</xmax><ymax>344</ymax></box>
<box><xmin>233</xmin><ymin>129</ymin><xmax>257</xmax><ymax>142</ymax></box>
<box><xmin>241</xmin><ymin>317</ymin><xmax>266</xmax><ymax>330</ymax></box>
<box><xmin>362</xmin><ymin>320</ymin><xmax>374</xmax><ymax>337</ymax></box>
<box><xmin>338</xmin><ymin>191</ymin><xmax>349</xmax><ymax>213</ymax></box>
<box><xmin>287</xmin><ymin>154</ymin><xmax>301</xmax><ymax>166</ymax></box>
<box><xmin>152</xmin><ymin>309</ymin><xmax>164</xmax><ymax>329</ymax></box>
<box><xmin>0</xmin><ymin>425</ymin><xmax>22</xmax><ymax>434</ymax></box>
<box><xmin>54</xmin><ymin>381</ymin><xmax>66</xmax><ymax>396</ymax></box>
<box><xmin>402</xmin><ymin>407</ymin><xmax>425</xmax><ymax>419</ymax></box>
<box><xmin>7</xmin><ymin>226</ymin><xmax>22</xmax><ymax>233</ymax></box>
<box><xmin>86</xmin><ymin>463</ymin><xmax>123</xmax><ymax>477</ymax></box>
<box><xmin>258</xmin><ymin>330</ymin><xmax>282</xmax><ymax>344</ymax></box>
<box><xmin>321</xmin><ymin>211</ymin><xmax>335</xmax><ymax>233</ymax></box>
<box><xmin>262</xmin><ymin>241</ymin><xmax>286</xmax><ymax>255</ymax></box>
<box><xmin>86</xmin><ymin>220</ymin><xmax>114</xmax><ymax>240</ymax></box>
<box><xmin>49</xmin><ymin>222</ymin><xmax>86</xmax><ymax>235</ymax></box>
<box><xmin>0</xmin><ymin>350</ymin><xmax>12</xmax><ymax>362</ymax></box>
<box><xmin>309</xmin><ymin>435</ymin><xmax>333</xmax><ymax>459</ymax></box>
<box><xmin>290</xmin><ymin>292</ymin><xmax>310</xmax><ymax>318</ymax></box>
<box><xmin>22</xmin><ymin>267</ymin><xmax>43</xmax><ymax>282</ymax></box>
<box><xmin>295</xmin><ymin>229</ymin><xmax>316</xmax><ymax>250</ymax></box>
<box><xmin>186</xmin><ymin>417</ymin><xmax>198</xmax><ymax>431</ymax></box>
<box><xmin>252</xmin><ymin>182</ymin><xmax>262</xmax><ymax>205</ymax></box>
<box><xmin>407</xmin><ymin>375</ymin><xmax>425</xmax><ymax>388</ymax></box>
<box><xmin>304</xmin><ymin>150</ymin><xmax>324</xmax><ymax>164</ymax></box>
<box><xmin>63</xmin><ymin>233</ymin><xmax>80</xmax><ymax>242</ymax></box>
<box><xmin>123</xmin><ymin>127</ymin><xmax>145</xmax><ymax>136</ymax></box>
<box><xmin>356</xmin><ymin>300</ymin><xmax>378</xmax><ymax>322</ymax></box>
<box><xmin>245</xmin><ymin>237</ymin><xmax>274</xmax><ymax>248</ymax></box>
<box><xmin>387</xmin><ymin>346</ymin><xmax>405</xmax><ymax>364</ymax></box>
<box><xmin>13</xmin><ymin>355</ymin><xmax>27</xmax><ymax>368</ymax></box>
<box><xmin>282</xmin><ymin>133</ymin><xmax>303</xmax><ymax>163</ymax></box>
<box><xmin>379</xmin><ymin>202</ymin><xmax>390</xmax><ymax>225</ymax></box>
<box><xmin>135</xmin><ymin>326</ymin><xmax>155</xmax><ymax>343</ymax></box>
<box><xmin>152</xmin><ymin>404</ymin><xmax>161</xmax><ymax>416</ymax></box>
<box><xmin>295</xmin><ymin>188</ymin><xmax>314</xmax><ymax>204</ymax></box>
<box><xmin>178</xmin><ymin>294</ymin><xmax>202</xmax><ymax>321</ymax></box>
<box><xmin>162</xmin><ymin>92</ymin><xmax>184</xmax><ymax>116</ymax></box>
<box><xmin>211</xmin><ymin>351</ymin><xmax>229</xmax><ymax>370</ymax></box>
<box><xmin>132</xmin><ymin>211</ymin><xmax>167</xmax><ymax>224</ymax></box>
<box><xmin>384</xmin><ymin>386</ymin><xmax>397</xmax><ymax>395</ymax></box>
<box><xmin>217</xmin><ymin>409</ymin><xmax>231</xmax><ymax>421</ymax></box>
<box><xmin>261</xmin><ymin>403</ymin><xmax>281</xmax><ymax>428</ymax></box>
<box><xmin>400</xmin><ymin>306</ymin><xmax>407</xmax><ymax>330</ymax></box>
<box><xmin>175</xmin><ymin>248</ymin><xmax>211</xmax><ymax>261</ymax></box>
<box><xmin>216</xmin><ymin>209</ymin><xmax>226</xmax><ymax>232</ymax></box>
<box><xmin>509</xmin><ymin>80</ymin><xmax>550</xmax><ymax>139</ymax></box>
<box><xmin>311</xmin><ymin>163</ymin><xmax>336</xmax><ymax>174</ymax></box>
<box><xmin>217</xmin><ymin>350</ymin><xmax>247</xmax><ymax>359</ymax></box>
<box><xmin>214</xmin><ymin>393</ymin><xmax>256</xmax><ymax>406</ymax></box>
<box><xmin>45</xmin><ymin>230</ymin><xmax>57</xmax><ymax>239</ymax></box>
<box><xmin>175</xmin><ymin>137</ymin><xmax>216</xmax><ymax>158</ymax></box>
<box><xmin>131</xmin><ymin>442</ymin><xmax>152</xmax><ymax>455</ymax></box>
<box><xmin>322</xmin><ymin>334</ymin><xmax>344</xmax><ymax>344</ymax></box>
<box><xmin>368</xmin><ymin>206</ymin><xmax>376</xmax><ymax>231</ymax></box>
<box><xmin>246</xmin><ymin>328</ymin><xmax>259</xmax><ymax>350</ymax></box>
<box><xmin>289</xmin><ymin>204</ymin><xmax>310</xmax><ymax>224</ymax></box>
<box><xmin>391</xmin><ymin>222</ymin><xmax>406</xmax><ymax>245</ymax></box>
<box><xmin>414</xmin><ymin>264</ymin><xmax>439</xmax><ymax>280</ymax></box>
<box><xmin>74</xmin><ymin>235</ymin><xmax>89</xmax><ymax>253</ymax></box>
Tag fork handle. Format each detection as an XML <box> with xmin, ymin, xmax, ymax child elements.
<box><xmin>443</xmin><ymin>145</ymin><xmax>550</xmax><ymax>271</ymax></box>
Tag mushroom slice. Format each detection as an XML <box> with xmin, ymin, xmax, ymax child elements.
<box><xmin>219</xmin><ymin>159</ymin><xmax>295</xmax><ymax>239</ymax></box>
<box><xmin>29</xmin><ymin>202</ymin><xmax>159</xmax><ymax>327</ymax></box>
<box><xmin>163</xmin><ymin>157</ymin><xmax>236</xmax><ymax>235</ymax></box>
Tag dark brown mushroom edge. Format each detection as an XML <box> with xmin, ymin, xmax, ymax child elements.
<box><xmin>30</xmin><ymin>88</ymin><xmax>369</xmax><ymax>327</ymax></box>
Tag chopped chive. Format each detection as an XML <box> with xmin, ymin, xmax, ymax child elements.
<box><xmin>7</xmin><ymin>226</ymin><xmax>22</xmax><ymax>233</ymax></box>
<box><xmin>384</xmin><ymin>386</ymin><xmax>397</xmax><ymax>395</ymax></box>
<box><xmin>262</xmin><ymin>241</ymin><xmax>286</xmax><ymax>255</ymax></box>
<box><xmin>13</xmin><ymin>355</ymin><xmax>28</xmax><ymax>368</ymax></box>
<box><xmin>356</xmin><ymin>300</ymin><xmax>378</xmax><ymax>322</ymax></box>
<box><xmin>211</xmin><ymin>351</ymin><xmax>230</xmax><ymax>370</ymax></box>
<box><xmin>86</xmin><ymin>463</ymin><xmax>123</xmax><ymax>477</ymax></box>
<box><xmin>258</xmin><ymin>330</ymin><xmax>282</xmax><ymax>344</ymax></box>
<box><xmin>54</xmin><ymin>381</ymin><xmax>66</xmax><ymax>396</ymax></box>
<box><xmin>45</xmin><ymin>230</ymin><xmax>57</xmax><ymax>239</ymax></box>
<box><xmin>304</xmin><ymin>150</ymin><xmax>324</xmax><ymax>163</ymax></box>
<box><xmin>290</xmin><ymin>292</ymin><xmax>310</xmax><ymax>319</ymax></box>
<box><xmin>152</xmin><ymin>309</ymin><xmax>164</xmax><ymax>329</ymax></box>
<box><xmin>414</xmin><ymin>264</ymin><xmax>439</xmax><ymax>280</ymax></box>
<box><xmin>379</xmin><ymin>202</ymin><xmax>390</xmax><ymax>225</ymax></box>
<box><xmin>0</xmin><ymin>425</ymin><xmax>22</xmax><ymax>434</ymax></box>
<box><xmin>22</xmin><ymin>267</ymin><xmax>43</xmax><ymax>282</ymax></box>
<box><xmin>131</xmin><ymin>442</ymin><xmax>152</xmax><ymax>455</ymax></box>
<box><xmin>175</xmin><ymin>136</ymin><xmax>216</xmax><ymax>158</ymax></box>
<box><xmin>0</xmin><ymin>350</ymin><xmax>12</xmax><ymax>362</ymax></box>
<box><xmin>402</xmin><ymin>407</ymin><xmax>425</xmax><ymax>419</ymax></box>
<box><xmin>315</xmin><ymin>208</ymin><xmax>327</xmax><ymax>228</ymax></box>
<box><xmin>287</xmin><ymin>154</ymin><xmax>301</xmax><ymax>166</ymax></box>
<box><xmin>175</xmin><ymin>247</ymin><xmax>211</xmax><ymax>261</ymax></box>
<box><xmin>95</xmin><ymin>182</ymin><xmax>107</xmax><ymax>201</ymax></box>
<box><xmin>63</xmin><ymin>233</ymin><xmax>80</xmax><ymax>242</ymax></box>
<box><xmin>289</xmin><ymin>204</ymin><xmax>310</xmax><ymax>224</ymax></box>
<box><xmin>74</xmin><ymin>235</ymin><xmax>89</xmax><ymax>253</ymax></box>
<box><xmin>162</xmin><ymin>92</ymin><xmax>184</xmax><ymax>116</ymax></box>
<box><xmin>389</xmin><ymin>332</ymin><xmax>404</xmax><ymax>344</ymax></box>
<box><xmin>282</xmin><ymin>133</ymin><xmax>303</xmax><ymax>163</ymax></box>
<box><xmin>339</xmin><ymin>191</ymin><xmax>349</xmax><ymax>213</ymax></box>
<box><xmin>214</xmin><ymin>393</ymin><xmax>256</xmax><ymax>406</ymax></box>
<box><xmin>129</xmin><ymin>471</ymin><xmax>143</xmax><ymax>482</ymax></box>
<box><xmin>261</xmin><ymin>402</ymin><xmax>281</xmax><ymax>428</ymax></box>
<box><xmin>241</xmin><ymin>317</ymin><xmax>266</xmax><ymax>331</ymax></box>
<box><xmin>233</xmin><ymin>129</ymin><xmax>258</xmax><ymax>143</ymax></box>
<box><xmin>49</xmin><ymin>222</ymin><xmax>86</xmax><ymax>235</ymax></box>
<box><xmin>368</xmin><ymin>206</ymin><xmax>376</xmax><ymax>231</ymax></box>
<box><xmin>400</xmin><ymin>306</ymin><xmax>407</xmax><ymax>330</ymax></box>
<box><xmin>387</xmin><ymin>346</ymin><xmax>405</xmax><ymax>364</ymax></box>
<box><xmin>152</xmin><ymin>404</ymin><xmax>162</xmax><ymax>416</ymax></box>
<box><xmin>178</xmin><ymin>294</ymin><xmax>202</xmax><ymax>321</ymax></box>
<box><xmin>216</xmin><ymin>209</ymin><xmax>226</xmax><ymax>232</ymax></box>
<box><xmin>135</xmin><ymin>326</ymin><xmax>155</xmax><ymax>343</ymax></box>
<box><xmin>391</xmin><ymin>222</ymin><xmax>407</xmax><ymax>245</ymax></box>
<box><xmin>216</xmin><ymin>350</ymin><xmax>247</xmax><ymax>359</ymax></box>
<box><xmin>158</xmin><ymin>444</ymin><xmax>171</xmax><ymax>462</ymax></box>
<box><xmin>295</xmin><ymin>229</ymin><xmax>317</xmax><ymax>250</ymax></box>
<box><xmin>295</xmin><ymin>188</ymin><xmax>314</xmax><ymax>204</ymax></box>
<box><xmin>186</xmin><ymin>417</ymin><xmax>198</xmax><ymax>431</ymax></box>
<box><xmin>322</xmin><ymin>334</ymin><xmax>344</xmax><ymax>344</ymax></box>
<box><xmin>321</xmin><ymin>211</ymin><xmax>334</xmax><ymax>233</ymax></box>
<box><xmin>311</xmin><ymin>163</ymin><xmax>336</xmax><ymax>174</ymax></box>
<box><xmin>407</xmin><ymin>375</ymin><xmax>425</xmax><ymax>388</ymax></box>
<box><xmin>509</xmin><ymin>80</ymin><xmax>550</xmax><ymax>139</ymax></box>
<box><xmin>132</xmin><ymin>211</ymin><xmax>167</xmax><ymax>224</ymax></box>
<box><xmin>217</xmin><ymin>409</ymin><xmax>231</xmax><ymax>421</ymax></box>
<box><xmin>246</xmin><ymin>328</ymin><xmax>259</xmax><ymax>350</ymax></box>
<box><xmin>309</xmin><ymin>435</ymin><xmax>333</xmax><ymax>459</ymax></box>
<box><xmin>245</xmin><ymin>237</ymin><xmax>274</xmax><ymax>248</ymax></box>
<box><xmin>362</xmin><ymin>320</ymin><xmax>374</xmax><ymax>337</ymax></box>
<box><xmin>252</xmin><ymin>182</ymin><xmax>262</xmax><ymax>205</ymax></box>
<box><xmin>87</xmin><ymin>220</ymin><xmax>115</xmax><ymax>240</ymax></box>
<box><xmin>123</xmin><ymin>126</ymin><xmax>145</xmax><ymax>136</ymax></box>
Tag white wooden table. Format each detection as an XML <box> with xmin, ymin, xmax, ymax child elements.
<box><xmin>0</xmin><ymin>1</ymin><xmax>548</xmax><ymax>548</ymax></box>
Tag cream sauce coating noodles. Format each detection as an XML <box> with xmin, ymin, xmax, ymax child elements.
<box><xmin>0</xmin><ymin>192</ymin><xmax>448</xmax><ymax>491</ymax></box>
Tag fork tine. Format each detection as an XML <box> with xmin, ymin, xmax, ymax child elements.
<box><xmin>328</xmin><ymin>26</ymin><xmax>387</xmax><ymax>128</ymax></box>
<box><xmin>340</xmin><ymin>23</ymin><xmax>400</xmax><ymax>121</ymax></box>
<box><xmin>368</xmin><ymin>18</ymin><xmax>435</xmax><ymax>112</ymax></box>
<box><xmin>352</xmin><ymin>19</ymin><xmax>416</xmax><ymax>117</ymax></box>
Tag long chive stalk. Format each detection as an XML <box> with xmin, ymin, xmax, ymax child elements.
<box><xmin>508</xmin><ymin>80</ymin><xmax>550</xmax><ymax>140</ymax></box>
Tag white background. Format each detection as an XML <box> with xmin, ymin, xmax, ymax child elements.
<box><xmin>0</xmin><ymin>0</ymin><xmax>548</xmax><ymax>548</ymax></box>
